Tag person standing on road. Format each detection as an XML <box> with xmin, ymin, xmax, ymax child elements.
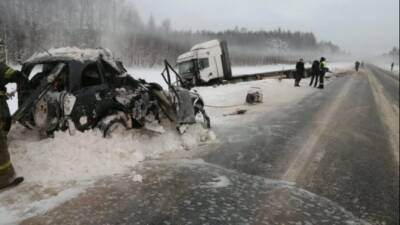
<box><xmin>355</xmin><ymin>61</ymin><xmax>360</xmax><ymax>72</ymax></box>
<box><xmin>391</xmin><ymin>62</ymin><xmax>394</xmax><ymax>72</ymax></box>
<box><xmin>318</xmin><ymin>57</ymin><xmax>330</xmax><ymax>89</ymax></box>
<box><xmin>0</xmin><ymin>38</ymin><xmax>24</xmax><ymax>190</ymax></box>
<box><xmin>294</xmin><ymin>58</ymin><xmax>305</xmax><ymax>87</ymax></box>
<box><xmin>309</xmin><ymin>60</ymin><xmax>320</xmax><ymax>87</ymax></box>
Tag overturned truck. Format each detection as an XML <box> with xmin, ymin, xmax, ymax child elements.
<box><xmin>13</xmin><ymin>48</ymin><xmax>210</xmax><ymax>137</ymax></box>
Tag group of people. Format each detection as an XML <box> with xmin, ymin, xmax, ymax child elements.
<box><xmin>294</xmin><ymin>57</ymin><xmax>330</xmax><ymax>89</ymax></box>
<box><xmin>0</xmin><ymin>39</ymin><xmax>25</xmax><ymax>191</ymax></box>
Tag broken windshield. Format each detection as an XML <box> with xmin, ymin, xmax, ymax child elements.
<box><xmin>178</xmin><ymin>61</ymin><xmax>195</xmax><ymax>74</ymax></box>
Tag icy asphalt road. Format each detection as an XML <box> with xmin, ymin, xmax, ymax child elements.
<box><xmin>19</xmin><ymin>65</ymin><xmax>398</xmax><ymax>225</ymax></box>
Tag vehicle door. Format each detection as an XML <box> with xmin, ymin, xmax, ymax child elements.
<box><xmin>71</xmin><ymin>62</ymin><xmax>111</xmax><ymax>130</ymax></box>
<box><xmin>198</xmin><ymin>57</ymin><xmax>216</xmax><ymax>82</ymax></box>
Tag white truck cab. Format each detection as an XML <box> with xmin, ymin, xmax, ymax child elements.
<box><xmin>177</xmin><ymin>40</ymin><xmax>232</xmax><ymax>85</ymax></box>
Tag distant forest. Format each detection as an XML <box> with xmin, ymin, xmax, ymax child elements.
<box><xmin>0</xmin><ymin>0</ymin><xmax>344</xmax><ymax>67</ymax></box>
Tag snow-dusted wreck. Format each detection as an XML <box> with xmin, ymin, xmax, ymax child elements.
<box><xmin>13</xmin><ymin>47</ymin><xmax>210</xmax><ymax>137</ymax></box>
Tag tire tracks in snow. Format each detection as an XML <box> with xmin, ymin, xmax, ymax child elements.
<box><xmin>282</xmin><ymin>75</ymin><xmax>356</xmax><ymax>182</ymax></box>
<box><xmin>366</xmin><ymin>68</ymin><xmax>399</xmax><ymax>165</ymax></box>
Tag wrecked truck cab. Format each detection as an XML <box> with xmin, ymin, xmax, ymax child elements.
<box><xmin>14</xmin><ymin>48</ymin><xmax>210</xmax><ymax>137</ymax></box>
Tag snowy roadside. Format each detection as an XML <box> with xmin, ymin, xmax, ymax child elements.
<box><xmin>1</xmin><ymin>63</ymin><xmax>351</xmax><ymax>225</ymax></box>
<box><xmin>374</xmin><ymin>63</ymin><xmax>400</xmax><ymax>76</ymax></box>
<box><xmin>190</xmin><ymin>62</ymin><xmax>353</xmax><ymax>128</ymax></box>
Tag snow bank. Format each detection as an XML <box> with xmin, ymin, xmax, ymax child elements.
<box><xmin>8</xmin><ymin>123</ymin><xmax>214</xmax><ymax>183</ymax></box>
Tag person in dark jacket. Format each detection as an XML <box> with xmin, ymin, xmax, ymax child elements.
<box><xmin>309</xmin><ymin>60</ymin><xmax>320</xmax><ymax>87</ymax></box>
<box><xmin>294</xmin><ymin>58</ymin><xmax>305</xmax><ymax>87</ymax></box>
<box><xmin>355</xmin><ymin>61</ymin><xmax>360</xmax><ymax>72</ymax></box>
<box><xmin>0</xmin><ymin>39</ymin><xmax>24</xmax><ymax>190</ymax></box>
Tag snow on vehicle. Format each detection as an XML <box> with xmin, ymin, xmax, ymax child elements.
<box><xmin>13</xmin><ymin>47</ymin><xmax>210</xmax><ymax>137</ymax></box>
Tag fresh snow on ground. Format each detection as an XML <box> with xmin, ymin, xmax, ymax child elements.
<box><xmin>1</xmin><ymin>63</ymin><xmax>352</xmax><ymax>225</ymax></box>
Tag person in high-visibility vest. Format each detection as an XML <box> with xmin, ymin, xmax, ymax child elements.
<box><xmin>0</xmin><ymin>38</ymin><xmax>24</xmax><ymax>190</ymax></box>
<box><xmin>318</xmin><ymin>57</ymin><xmax>330</xmax><ymax>89</ymax></box>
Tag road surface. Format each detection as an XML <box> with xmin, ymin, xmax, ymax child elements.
<box><xmin>20</xmin><ymin>64</ymin><xmax>399</xmax><ymax>225</ymax></box>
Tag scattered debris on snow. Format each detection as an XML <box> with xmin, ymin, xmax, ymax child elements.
<box><xmin>130</xmin><ymin>173</ymin><xmax>143</xmax><ymax>183</ymax></box>
<box><xmin>223</xmin><ymin>109</ymin><xmax>248</xmax><ymax>117</ymax></box>
<box><xmin>201</xmin><ymin>176</ymin><xmax>232</xmax><ymax>188</ymax></box>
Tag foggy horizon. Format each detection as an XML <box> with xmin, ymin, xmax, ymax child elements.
<box><xmin>133</xmin><ymin>0</ymin><xmax>399</xmax><ymax>57</ymax></box>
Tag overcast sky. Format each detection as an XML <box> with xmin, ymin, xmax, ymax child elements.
<box><xmin>133</xmin><ymin>0</ymin><xmax>399</xmax><ymax>56</ymax></box>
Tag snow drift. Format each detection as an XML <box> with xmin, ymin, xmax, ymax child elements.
<box><xmin>8</xmin><ymin>123</ymin><xmax>215</xmax><ymax>183</ymax></box>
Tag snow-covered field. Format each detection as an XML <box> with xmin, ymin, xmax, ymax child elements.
<box><xmin>1</xmin><ymin>63</ymin><xmax>352</xmax><ymax>225</ymax></box>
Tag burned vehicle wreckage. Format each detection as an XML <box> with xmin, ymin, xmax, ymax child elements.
<box><xmin>13</xmin><ymin>48</ymin><xmax>210</xmax><ymax>137</ymax></box>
